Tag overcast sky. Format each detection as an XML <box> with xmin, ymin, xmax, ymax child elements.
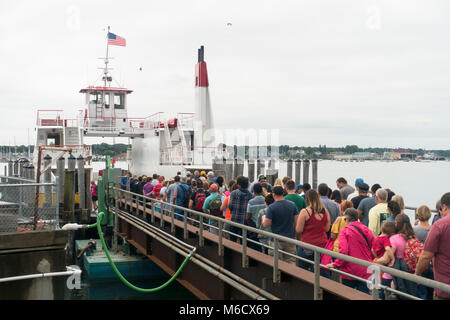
<box><xmin>1</xmin><ymin>0</ymin><xmax>449</xmax><ymax>149</ymax></box>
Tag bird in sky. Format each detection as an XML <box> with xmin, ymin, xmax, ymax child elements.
<box><xmin>227</xmin><ymin>22</ymin><xmax>232</xmax><ymax>26</ymax></box>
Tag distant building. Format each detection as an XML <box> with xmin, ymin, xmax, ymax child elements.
<box><xmin>352</xmin><ymin>152</ymin><xmax>377</xmax><ymax>160</ymax></box>
<box><xmin>333</xmin><ymin>154</ymin><xmax>352</xmax><ymax>160</ymax></box>
<box><xmin>383</xmin><ymin>152</ymin><xmax>401</xmax><ymax>160</ymax></box>
<box><xmin>383</xmin><ymin>152</ymin><xmax>416</xmax><ymax>160</ymax></box>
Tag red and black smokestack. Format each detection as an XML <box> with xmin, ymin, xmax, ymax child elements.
<box><xmin>195</xmin><ymin>45</ymin><xmax>209</xmax><ymax>87</ymax></box>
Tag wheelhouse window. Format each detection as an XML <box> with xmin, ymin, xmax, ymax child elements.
<box><xmin>104</xmin><ymin>93</ymin><xmax>110</xmax><ymax>108</ymax></box>
<box><xmin>89</xmin><ymin>92</ymin><xmax>101</xmax><ymax>104</ymax></box>
<box><xmin>114</xmin><ymin>93</ymin><xmax>124</xmax><ymax>109</ymax></box>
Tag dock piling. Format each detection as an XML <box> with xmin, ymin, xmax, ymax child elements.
<box><xmin>77</xmin><ymin>155</ymin><xmax>89</xmax><ymax>224</ymax></box>
<box><xmin>247</xmin><ymin>159</ymin><xmax>255</xmax><ymax>183</ymax></box>
<box><xmin>57</xmin><ymin>157</ymin><xmax>65</xmax><ymax>205</ymax></box>
<box><xmin>302</xmin><ymin>160</ymin><xmax>310</xmax><ymax>185</ymax></box>
<box><xmin>287</xmin><ymin>159</ymin><xmax>293</xmax><ymax>178</ymax></box>
<box><xmin>8</xmin><ymin>160</ymin><xmax>13</xmax><ymax>177</ymax></box>
<box><xmin>295</xmin><ymin>159</ymin><xmax>301</xmax><ymax>185</ymax></box>
<box><xmin>312</xmin><ymin>159</ymin><xmax>318</xmax><ymax>190</ymax></box>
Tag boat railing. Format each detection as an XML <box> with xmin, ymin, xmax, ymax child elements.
<box><xmin>177</xmin><ymin>112</ymin><xmax>195</xmax><ymax>129</ymax></box>
<box><xmin>143</xmin><ymin>112</ymin><xmax>165</xmax><ymax>129</ymax></box>
<box><xmin>37</xmin><ymin>145</ymin><xmax>91</xmax><ymax>159</ymax></box>
<box><xmin>36</xmin><ymin>109</ymin><xmax>64</xmax><ymax>127</ymax></box>
<box><xmin>111</xmin><ymin>186</ymin><xmax>450</xmax><ymax>300</ymax></box>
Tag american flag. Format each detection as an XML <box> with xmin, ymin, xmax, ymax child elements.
<box><xmin>107</xmin><ymin>32</ymin><xmax>126</xmax><ymax>47</ymax></box>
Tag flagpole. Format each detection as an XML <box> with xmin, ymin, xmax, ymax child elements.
<box><xmin>104</xmin><ymin>26</ymin><xmax>110</xmax><ymax>88</ymax></box>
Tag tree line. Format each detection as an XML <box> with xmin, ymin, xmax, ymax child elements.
<box><xmin>2</xmin><ymin>144</ymin><xmax>450</xmax><ymax>158</ymax></box>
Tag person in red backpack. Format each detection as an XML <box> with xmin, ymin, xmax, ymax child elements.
<box><xmin>189</xmin><ymin>180</ymin><xmax>209</xmax><ymax>214</ymax></box>
<box><xmin>415</xmin><ymin>192</ymin><xmax>450</xmax><ymax>300</ymax></box>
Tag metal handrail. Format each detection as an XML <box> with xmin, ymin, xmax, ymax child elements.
<box><xmin>111</xmin><ymin>187</ymin><xmax>450</xmax><ymax>300</ymax></box>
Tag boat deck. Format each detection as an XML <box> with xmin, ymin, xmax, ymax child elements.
<box><xmin>75</xmin><ymin>239</ymin><xmax>167</xmax><ymax>282</ymax></box>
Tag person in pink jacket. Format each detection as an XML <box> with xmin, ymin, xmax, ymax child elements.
<box><xmin>325</xmin><ymin>208</ymin><xmax>375</xmax><ymax>294</ymax></box>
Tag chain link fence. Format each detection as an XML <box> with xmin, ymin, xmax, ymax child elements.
<box><xmin>0</xmin><ymin>176</ymin><xmax>59</xmax><ymax>233</ymax></box>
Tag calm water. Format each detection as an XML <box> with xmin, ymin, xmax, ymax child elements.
<box><xmin>63</xmin><ymin>271</ymin><xmax>198</xmax><ymax>300</ymax></box>
<box><xmin>272</xmin><ymin>159</ymin><xmax>449</xmax><ymax>223</ymax></box>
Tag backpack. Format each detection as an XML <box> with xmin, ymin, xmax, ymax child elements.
<box><xmin>194</xmin><ymin>191</ymin><xmax>207</xmax><ymax>211</ymax></box>
<box><xmin>403</xmin><ymin>237</ymin><xmax>424</xmax><ymax>273</ymax></box>
<box><xmin>208</xmin><ymin>194</ymin><xmax>222</xmax><ymax>217</ymax></box>
<box><xmin>179</xmin><ymin>184</ymin><xmax>191</xmax><ymax>208</ymax></box>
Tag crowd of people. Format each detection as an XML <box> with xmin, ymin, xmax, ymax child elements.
<box><xmin>110</xmin><ymin>171</ymin><xmax>449</xmax><ymax>300</ymax></box>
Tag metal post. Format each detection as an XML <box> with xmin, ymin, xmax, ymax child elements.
<box><xmin>199</xmin><ymin>216</ymin><xmax>204</xmax><ymax>247</ymax></box>
<box><xmin>64</xmin><ymin>169</ymin><xmax>76</xmax><ymax>224</ymax></box>
<box><xmin>312</xmin><ymin>159</ymin><xmax>318</xmax><ymax>190</ymax></box>
<box><xmin>287</xmin><ymin>159</ymin><xmax>293</xmax><ymax>178</ymax></box>
<box><xmin>218</xmin><ymin>220</ymin><xmax>223</xmax><ymax>256</ymax></box>
<box><xmin>57</xmin><ymin>157</ymin><xmax>65</xmax><ymax>205</ymax></box>
<box><xmin>43</xmin><ymin>155</ymin><xmax>52</xmax><ymax>207</ymax></box>
<box><xmin>77</xmin><ymin>155</ymin><xmax>87</xmax><ymax>221</ymax></box>
<box><xmin>314</xmin><ymin>251</ymin><xmax>321</xmax><ymax>300</ymax></box>
<box><xmin>55</xmin><ymin>176</ymin><xmax>60</xmax><ymax>229</ymax></box>
<box><xmin>273</xmin><ymin>239</ymin><xmax>280</xmax><ymax>283</ymax></box>
<box><xmin>303</xmin><ymin>159</ymin><xmax>310</xmax><ymax>185</ymax></box>
<box><xmin>242</xmin><ymin>229</ymin><xmax>248</xmax><ymax>268</ymax></box>
<box><xmin>151</xmin><ymin>202</ymin><xmax>155</xmax><ymax>224</ymax></box>
<box><xmin>160</xmin><ymin>204</ymin><xmax>165</xmax><ymax>228</ymax></box>
<box><xmin>19</xmin><ymin>181</ymin><xmax>23</xmax><ymax>218</ymax></box>
<box><xmin>295</xmin><ymin>159</ymin><xmax>301</xmax><ymax>185</ymax></box>
<box><xmin>372</xmin><ymin>286</ymin><xmax>379</xmax><ymax>300</ymax></box>
<box><xmin>183</xmin><ymin>210</ymin><xmax>188</xmax><ymax>239</ymax></box>
<box><xmin>170</xmin><ymin>207</ymin><xmax>175</xmax><ymax>234</ymax></box>
<box><xmin>113</xmin><ymin>185</ymin><xmax>119</xmax><ymax>252</ymax></box>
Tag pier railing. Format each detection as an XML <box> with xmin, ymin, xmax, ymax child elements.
<box><xmin>0</xmin><ymin>176</ymin><xmax>59</xmax><ymax>233</ymax></box>
<box><xmin>109</xmin><ymin>186</ymin><xmax>450</xmax><ymax>300</ymax></box>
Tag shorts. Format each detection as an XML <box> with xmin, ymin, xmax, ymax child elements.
<box><xmin>92</xmin><ymin>196</ymin><xmax>98</xmax><ymax>201</ymax></box>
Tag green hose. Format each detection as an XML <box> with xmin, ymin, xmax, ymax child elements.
<box><xmin>88</xmin><ymin>212</ymin><xmax>194</xmax><ymax>293</ymax></box>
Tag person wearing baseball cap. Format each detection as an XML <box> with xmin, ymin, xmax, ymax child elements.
<box><xmin>202</xmin><ymin>183</ymin><xmax>223</xmax><ymax>234</ymax></box>
<box><xmin>249</xmin><ymin>174</ymin><xmax>271</xmax><ymax>193</ymax></box>
<box><xmin>351</xmin><ymin>182</ymin><xmax>370</xmax><ymax>219</ymax></box>
<box><xmin>295</xmin><ymin>184</ymin><xmax>304</xmax><ymax>196</ymax></box>
<box><xmin>347</xmin><ymin>178</ymin><xmax>364</xmax><ymax>202</ymax></box>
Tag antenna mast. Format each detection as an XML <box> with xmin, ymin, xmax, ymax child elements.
<box><xmin>104</xmin><ymin>26</ymin><xmax>110</xmax><ymax>88</ymax></box>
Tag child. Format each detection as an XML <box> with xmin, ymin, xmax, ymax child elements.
<box><xmin>372</xmin><ymin>221</ymin><xmax>396</xmax><ymax>262</ymax></box>
<box><xmin>372</xmin><ymin>221</ymin><xmax>396</xmax><ymax>299</ymax></box>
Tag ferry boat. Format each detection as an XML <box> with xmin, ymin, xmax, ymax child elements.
<box><xmin>33</xmin><ymin>30</ymin><xmax>226</xmax><ymax>178</ymax></box>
